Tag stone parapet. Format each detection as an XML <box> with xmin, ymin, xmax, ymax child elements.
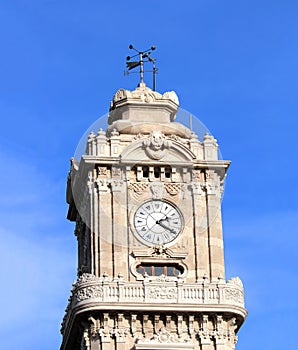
<box><xmin>61</xmin><ymin>274</ymin><xmax>246</xmax><ymax>337</ymax></box>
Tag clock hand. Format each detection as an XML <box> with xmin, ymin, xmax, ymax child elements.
<box><xmin>156</xmin><ymin>220</ymin><xmax>177</xmax><ymax>234</ymax></box>
<box><xmin>147</xmin><ymin>212</ymin><xmax>162</xmax><ymax>222</ymax></box>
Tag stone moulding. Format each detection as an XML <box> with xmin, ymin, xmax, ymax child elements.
<box><xmin>135</xmin><ymin>327</ymin><xmax>194</xmax><ymax>349</ymax></box>
<box><xmin>61</xmin><ymin>275</ymin><xmax>246</xmax><ymax>336</ymax></box>
<box><xmin>109</xmin><ymin>85</ymin><xmax>179</xmax><ymax>125</ymax></box>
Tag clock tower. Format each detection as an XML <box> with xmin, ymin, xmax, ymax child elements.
<box><xmin>60</xmin><ymin>82</ymin><xmax>246</xmax><ymax>350</ymax></box>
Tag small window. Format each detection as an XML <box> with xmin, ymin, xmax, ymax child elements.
<box><xmin>154</xmin><ymin>265</ymin><xmax>164</xmax><ymax>275</ymax></box>
<box><xmin>142</xmin><ymin>166</ymin><xmax>149</xmax><ymax>178</ymax></box>
<box><xmin>165</xmin><ymin>166</ymin><xmax>171</xmax><ymax>178</ymax></box>
<box><xmin>166</xmin><ymin>265</ymin><xmax>183</xmax><ymax>276</ymax></box>
<box><xmin>136</xmin><ymin>263</ymin><xmax>184</xmax><ymax>277</ymax></box>
<box><xmin>130</xmin><ymin>166</ymin><xmax>137</xmax><ymax>179</ymax></box>
<box><xmin>154</xmin><ymin>167</ymin><xmax>160</xmax><ymax>178</ymax></box>
<box><xmin>137</xmin><ymin>265</ymin><xmax>152</xmax><ymax>275</ymax></box>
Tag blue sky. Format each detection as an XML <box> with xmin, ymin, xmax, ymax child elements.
<box><xmin>0</xmin><ymin>1</ymin><xmax>297</xmax><ymax>349</ymax></box>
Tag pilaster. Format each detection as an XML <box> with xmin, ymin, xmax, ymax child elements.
<box><xmin>191</xmin><ymin>169</ymin><xmax>210</xmax><ymax>280</ymax></box>
<box><xmin>205</xmin><ymin>170</ymin><xmax>225</xmax><ymax>281</ymax></box>
<box><xmin>111</xmin><ymin>166</ymin><xmax>128</xmax><ymax>279</ymax></box>
<box><xmin>96</xmin><ymin>167</ymin><xmax>113</xmax><ymax>277</ymax></box>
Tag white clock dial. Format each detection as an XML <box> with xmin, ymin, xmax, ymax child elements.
<box><xmin>134</xmin><ymin>200</ymin><xmax>183</xmax><ymax>245</ymax></box>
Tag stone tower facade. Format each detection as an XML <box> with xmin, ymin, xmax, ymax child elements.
<box><xmin>60</xmin><ymin>83</ymin><xmax>246</xmax><ymax>350</ymax></box>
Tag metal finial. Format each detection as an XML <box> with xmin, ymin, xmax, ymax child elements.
<box><xmin>125</xmin><ymin>45</ymin><xmax>158</xmax><ymax>90</ymax></box>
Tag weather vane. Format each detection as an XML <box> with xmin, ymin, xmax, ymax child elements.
<box><xmin>125</xmin><ymin>44</ymin><xmax>158</xmax><ymax>91</ymax></box>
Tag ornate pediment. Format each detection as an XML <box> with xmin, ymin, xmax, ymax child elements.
<box><xmin>120</xmin><ymin>131</ymin><xmax>196</xmax><ymax>164</ymax></box>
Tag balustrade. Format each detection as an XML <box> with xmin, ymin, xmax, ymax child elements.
<box><xmin>61</xmin><ymin>275</ymin><xmax>244</xmax><ymax>335</ymax></box>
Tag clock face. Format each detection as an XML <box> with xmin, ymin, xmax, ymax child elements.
<box><xmin>134</xmin><ymin>200</ymin><xmax>183</xmax><ymax>245</ymax></box>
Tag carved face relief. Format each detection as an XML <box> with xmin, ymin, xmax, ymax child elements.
<box><xmin>150</xmin><ymin>182</ymin><xmax>164</xmax><ymax>200</ymax></box>
<box><xmin>143</xmin><ymin>130</ymin><xmax>172</xmax><ymax>160</ymax></box>
<box><xmin>151</xmin><ymin>130</ymin><xmax>163</xmax><ymax>150</ymax></box>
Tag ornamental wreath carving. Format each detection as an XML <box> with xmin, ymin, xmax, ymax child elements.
<box><xmin>224</xmin><ymin>288</ymin><xmax>244</xmax><ymax>304</ymax></box>
<box><xmin>143</xmin><ymin>130</ymin><xmax>172</xmax><ymax>160</ymax></box>
<box><xmin>75</xmin><ymin>286</ymin><xmax>104</xmax><ymax>302</ymax></box>
<box><xmin>137</xmin><ymin>327</ymin><xmax>190</xmax><ymax>345</ymax></box>
<box><xmin>152</xmin><ymin>327</ymin><xmax>179</xmax><ymax>343</ymax></box>
<box><xmin>147</xmin><ymin>286</ymin><xmax>177</xmax><ymax>300</ymax></box>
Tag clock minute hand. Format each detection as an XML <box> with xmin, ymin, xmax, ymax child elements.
<box><xmin>156</xmin><ymin>220</ymin><xmax>176</xmax><ymax>234</ymax></box>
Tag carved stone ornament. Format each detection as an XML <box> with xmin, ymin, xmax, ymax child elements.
<box><xmin>227</xmin><ymin>276</ymin><xmax>243</xmax><ymax>288</ymax></box>
<box><xmin>192</xmin><ymin>169</ymin><xmax>201</xmax><ymax>181</ymax></box>
<box><xmin>152</xmin><ymin>244</ymin><xmax>168</xmax><ymax>257</ymax></box>
<box><xmin>95</xmin><ymin>178</ymin><xmax>109</xmax><ymax>192</ymax></box>
<box><xmin>151</xmin><ymin>274</ymin><xmax>172</xmax><ymax>282</ymax></box>
<box><xmin>110</xmin><ymin>179</ymin><xmax>124</xmax><ymax>192</ymax></box>
<box><xmin>112</xmin><ymin>167</ymin><xmax>121</xmax><ymax>177</ymax></box>
<box><xmin>150</xmin><ymin>182</ymin><xmax>164</xmax><ymax>199</ymax></box>
<box><xmin>203</xmin><ymin>133</ymin><xmax>218</xmax><ymax>146</ymax></box>
<box><xmin>162</xmin><ymin>91</ymin><xmax>179</xmax><ymax>105</ymax></box>
<box><xmin>97</xmin><ymin>166</ymin><xmax>107</xmax><ymax>176</ymax></box>
<box><xmin>112</xmin><ymin>86</ymin><xmax>179</xmax><ymax>106</ymax></box>
<box><xmin>224</xmin><ymin>288</ymin><xmax>244</xmax><ymax>305</ymax></box>
<box><xmin>169</xmin><ymin>134</ymin><xmax>181</xmax><ymax>142</ymax></box>
<box><xmin>165</xmin><ymin>183</ymin><xmax>182</xmax><ymax>196</ymax></box>
<box><xmin>99</xmin><ymin>328</ymin><xmax>111</xmax><ymax>343</ymax></box>
<box><xmin>133</xmin><ymin>133</ymin><xmax>144</xmax><ymax>140</ymax></box>
<box><xmin>143</xmin><ymin>130</ymin><xmax>172</xmax><ymax>160</ymax></box>
<box><xmin>132</xmin><ymin>246</ymin><xmax>188</xmax><ymax>259</ymax></box>
<box><xmin>77</xmin><ymin>273</ymin><xmax>98</xmax><ymax>284</ymax></box>
<box><xmin>129</xmin><ymin>182</ymin><xmax>149</xmax><ymax>200</ymax></box>
<box><xmin>204</xmin><ymin>170</ymin><xmax>221</xmax><ymax>196</ymax></box>
<box><xmin>74</xmin><ymin>285</ymin><xmax>104</xmax><ymax>302</ymax></box>
<box><xmin>205</xmin><ymin>182</ymin><xmax>220</xmax><ymax>196</ymax></box>
<box><xmin>147</xmin><ymin>286</ymin><xmax>177</xmax><ymax>300</ymax></box>
<box><xmin>111</xmin><ymin>328</ymin><xmax>129</xmax><ymax>342</ymax></box>
<box><xmin>137</xmin><ymin>327</ymin><xmax>190</xmax><ymax>344</ymax></box>
<box><xmin>190</xmin><ymin>182</ymin><xmax>202</xmax><ymax>195</ymax></box>
<box><xmin>110</xmin><ymin>128</ymin><xmax>120</xmax><ymax>137</ymax></box>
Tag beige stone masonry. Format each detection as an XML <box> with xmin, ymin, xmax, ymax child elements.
<box><xmin>62</xmin><ymin>84</ymin><xmax>246</xmax><ymax>350</ymax></box>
